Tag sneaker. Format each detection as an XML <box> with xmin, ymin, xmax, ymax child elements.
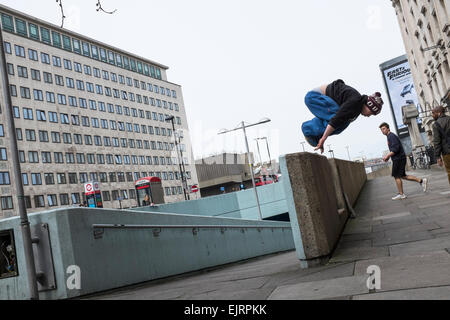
<box><xmin>392</xmin><ymin>194</ymin><xmax>407</xmax><ymax>200</ymax></box>
<box><xmin>421</xmin><ymin>178</ymin><xmax>429</xmax><ymax>192</ymax></box>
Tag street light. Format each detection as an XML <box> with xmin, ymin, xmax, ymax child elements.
<box><xmin>256</xmin><ymin>137</ymin><xmax>272</xmax><ymax>169</ymax></box>
<box><xmin>218</xmin><ymin>118</ymin><xmax>271</xmax><ymax>220</ymax></box>
<box><xmin>0</xmin><ymin>26</ymin><xmax>39</xmax><ymax>299</ymax></box>
<box><xmin>254</xmin><ymin>138</ymin><xmax>263</xmax><ymax>167</ymax></box>
<box><xmin>328</xmin><ymin>144</ymin><xmax>335</xmax><ymax>158</ymax></box>
<box><xmin>300</xmin><ymin>141</ymin><xmax>306</xmax><ymax>152</ymax></box>
<box><xmin>345</xmin><ymin>146</ymin><xmax>351</xmax><ymax>161</ymax></box>
<box><xmin>166</xmin><ymin>115</ymin><xmax>189</xmax><ymax>201</ymax></box>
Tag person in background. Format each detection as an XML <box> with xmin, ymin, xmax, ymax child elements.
<box><xmin>380</xmin><ymin>122</ymin><xmax>428</xmax><ymax>200</ymax></box>
<box><xmin>431</xmin><ymin>106</ymin><xmax>450</xmax><ymax>184</ymax></box>
<box><xmin>143</xmin><ymin>194</ymin><xmax>150</xmax><ymax>206</ymax></box>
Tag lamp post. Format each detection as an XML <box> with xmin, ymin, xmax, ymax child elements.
<box><xmin>328</xmin><ymin>144</ymin><xmax>335</xmax><ymax>158</ymax></box>
<box><xmin>219</xmin><ymin>118</ymin><xmax>271</xmax><ymax>220</ymax></box>
<box><xmin>254</xmin><ymin>138</ymin><xmax>263</xmax><ymax>167</ymax></box>
<box><xmin>300</xmin><ymin>141</ymin><xmax>306</xmax><ymax>152</ymax></box>
<box><xmin>166</xmin><ymin>116</ymin><xmax>189</xmax><ymax>201</ymax></box>
<box><xmin>345</xmin><ymin>146</ymin><xmax>351</xmax><ymax>161</ymax></box>
<box><xmin>256</xmin><ymin>137</ymin><xmax>272</xmax><ymax>169</ymax></box>
<box><xmin>0</xmin><ymin>26</ymin><xmax>39</xmax><ymax>299</ymax></box>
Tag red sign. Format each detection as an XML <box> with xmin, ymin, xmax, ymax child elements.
<box><xmin>191</xmin><ymin>185</ymin><xmax>199</xmax><ymax>193</ymax></box>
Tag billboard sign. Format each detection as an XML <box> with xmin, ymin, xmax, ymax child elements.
<box><xmin>380</xmin><ymin>55</ymin><xmax>423</xmax><ymax>138</ymax></box>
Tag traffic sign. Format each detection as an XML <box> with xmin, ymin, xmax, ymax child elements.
<box><xmin>191</xmin><ymin>185</ymin><xmax>199</xmax><ymax>193</ymax></box>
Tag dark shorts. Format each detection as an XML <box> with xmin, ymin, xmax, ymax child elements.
<box><xmin>392</xmin><ymin>157</ymin><xmax>407</xmax><ymax>178</ymax></box>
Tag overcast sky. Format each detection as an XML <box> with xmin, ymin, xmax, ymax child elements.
<box><xmin>2</xmin><ymin>0</ymin><xmax>407</xmax><ymax>162</ymax></box>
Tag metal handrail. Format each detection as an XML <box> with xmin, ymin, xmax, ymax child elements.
<box><xmin>92</xmin><ymin>224</ymin><xmax>291</xmax><ymax>229</ymax></box>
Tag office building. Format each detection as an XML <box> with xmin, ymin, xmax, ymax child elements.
<box><xmin>0</xmin><ymin>4</ymin><xmax>198</xmax><ymax>218</ymax></box>
<box><xmin>390</xmin><ymin>0</ymin><xmax>449</xmax><ymax>140</ymax></box>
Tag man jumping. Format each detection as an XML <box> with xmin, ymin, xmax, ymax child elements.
<box><xmin>301</xmin><ymin>79</ymin><xmax>384</xmax><ymax>153</ymax></box>
<box><xmin>379</xmin><ymin>122</ymin><xmax>428</xmax><ymax>200</ymax></box>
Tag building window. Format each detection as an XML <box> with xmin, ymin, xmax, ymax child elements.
<box><xmin>28</xmin><ymin>22</ymin><xmax>39</xmax><ymax>39</ymax></box>
<box><xmin>0</xmin><ymin>148</ymin><xmax>6</xmax><ymax>161</ymax></box>
<box><xmin>44</xmin><ymin>173</ymin><xmax>55</xmax><ymax>185</ymax></box>
<box><xmin>52</xmin><ymin>31</ymin><xmax>62</xmax><ymax>48</ymax></box>
<box><xmin>0</xmin><ymin>172</ymin><xmax>10</xmax><ymax>185</ymax></box>
<box><xmin>31</xmin><ymin>173</ymin><xmax>42</xmax><ymax>185</ymax></box>
<box><xmin>71</xmin><ymin>193</ymin><xmax>81</xmax><ymax>205</ymax></box>
<box><xmin>34</xmin><ymin>195</ymin><xmax>45</xmax><ymax>208</ymax></box>
<box><xmin>102</xmin><ymin>191</ymin><xmax>111</xmax><ymax>202</ymax></box>
<box><xmin>69</xmin><ymin>173</ymin><xmax>78</xmax><ymax>184</ymax></box>
<box><xmin>57</xmin><ymin>173</ymin><xmax>67</xmax><ymax>184</ymax></box>
<box><xmin>1</xmin><ymin>196</ymin><xmax>13</xmax><ymax>210</ymax></box>
<box><xmin>60</xmin><ymin>194</ymin><xmax>69</xmax><ymax>205</ymax></box>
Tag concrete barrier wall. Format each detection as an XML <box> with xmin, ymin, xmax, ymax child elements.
<box><xmin>280</xmin><ymin>153</ymin><xmax>367</xmax><ymax>268</ymax></box>
<box><xmin>328</xmin><ymin>159</ymin><xmax>366</xmax><ymax>230</ymax></box>
<box><xmin>0</xmin><ymin>208</ymin><xmax>294</xmax><ymax>300</ymax></box>
<box><xmin>367</xmin><ymin>165</ymin><xmax>392</xmax><ymax>180</ymax></box>
<box><xmin>133</xmin><ymin>182</ymin><xmax>288</xmax><ymax>221</ymax></box>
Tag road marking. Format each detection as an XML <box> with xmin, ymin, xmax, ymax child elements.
<box><xmin>440</xmin><ymin>191</ymin><xmax>450</xmax><ymax>195</ymax></box>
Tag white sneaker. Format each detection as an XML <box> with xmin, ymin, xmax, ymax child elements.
<box><xmin>392</xmin><ymin>194</ymin><xmax>407</xmax><ymax>200</ymax></box>
<box><xmin>421</xmin><ymin>178</ymin><xmax>428</xmax><ymax>192</ymax></box>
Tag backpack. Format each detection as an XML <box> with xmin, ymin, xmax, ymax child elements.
<box><xmin>434</xmin><ymin>119</ymin><xmax>450</xmax><ymax>148</ymax></box>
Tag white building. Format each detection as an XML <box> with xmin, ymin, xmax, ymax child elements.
<box><xmin>391</xmin><ymin>0</ymin><xmax>449</xmax><ymax>141</ymax></box>
<box><xmin>0</xmin><ymin>4</ymin><xmax>198</xmax><ymax>218</ymax></box>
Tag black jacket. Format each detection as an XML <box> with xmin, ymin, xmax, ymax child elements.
<box><xmin>387</xmin><ymin>132</ymin><xmax>406</xmax><ymax>161</ymax></box>
<box><xmin>433</xmin><ymin>115</ymin><xmax>450</xmax><ymax>157</ymax></box>
<box><xmin>325</xmin><ymin>79</ymin><xmax>368</xmax><ymax>130</ymax></box>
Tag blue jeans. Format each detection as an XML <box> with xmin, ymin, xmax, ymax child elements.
<box><xmin>301</xmin><ymin>91</ymin><xmax>350</xmax><ymax>147</ymax></box>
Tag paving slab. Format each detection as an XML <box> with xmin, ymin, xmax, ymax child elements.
<box><xmin>420</xmin><ymin>216</ymin><xmax>450</xmax><ymax>228</ymax></box>
<box><xmin>342</xmin><ymin>225</ymin><xmax>371</xmax><ymax>235</ymax></box>
<box><xmin>372</xmin><ymin>230</ymin><xmax>433</xmax><ymax>247</ymax></box>
<box><xmin>382</xmin><ymin>222</ymin><xmax>440</xmax><ymax>237</ymax></box>
<box><xmin>328</xmin><ymin>246</ymin><xmax>389</xmax><ymax>264</ymax></box>
<box><xmin>372</xmin><ymin>211</ymin><xmax>411</xmax><ymax>221</ymax></box>
<box><xmin>353</xmin><ymin>286</ymin><xmax>450</xmax><ymax>300</ymax></box>
<box><xmin>278</xmin><ymin>262</ymin><xmax>355</xmax><ymax>286</ymax></box>
<box><xmin>389</xmin><ymin>235</ymin><xmax>450</xmax><ymax>257</ymax></box>
<box><xmin>337</xmin><ymin>239</ymin><xmax>372</xmax><ymax>250</ymax></box>
<box><xmin>372</xmin><ymin>219</ymin><xmax>423</xmax><ymax>232</ymax></box>
<box><xmin>341</xmin><ymin>230</ymin><xmax>385</xmax><ymax>242</ymax></box>
<box><xmin>267</xmin><ymin>276</ymin><xmax>368</xmax><ymax>300</ymax></box>
<box><xmin>353</xmin><ymin>251</ymin><xmax>450</xmax><ymax>275</ymax></box>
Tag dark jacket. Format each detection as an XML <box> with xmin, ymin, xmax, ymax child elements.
<box><xmin>433</xmin><ymin>115</ymin><xmax>450</xmax><ymax>157</ymax></box>
<box><xmin>387</xmin><ymin>132</ymin><xmax>406</xmax><ymax>161</ymax></box>
<box><xmin>325</xmin><ymin>79</ymin><xmax>368</xmax><ymax>130</ymax></box>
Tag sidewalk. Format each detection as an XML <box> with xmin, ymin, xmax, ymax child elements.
<box><xmin>84</xmin><ymin>168</ymin><xmax>450</xmax><ymax>300</ymax></box>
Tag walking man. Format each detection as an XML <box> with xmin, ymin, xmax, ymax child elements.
<box><xmin>431</xmin><ymin>106</ymin><xmax>450</xmax><ymax>184</ymax></box>
<box><xmin>302</xmin><ymin>79</ymin><xmax>384</xmax><ymax>153</ymax></box>
<box><xmin>379</xmin><ymin>122</ymin><xmax>428</xmax><ymax>200</ymax></box>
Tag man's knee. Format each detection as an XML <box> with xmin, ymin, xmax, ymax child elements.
<box><xmin>304</xmin><ymin>91</ymin><xmax>317</xmax><ymax>106</ymax></box>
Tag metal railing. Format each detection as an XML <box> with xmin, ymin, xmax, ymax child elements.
<box><xmin>92</xmin><ymin>223</ymin><xmax>292</xmax><ymax>239</ymax></box>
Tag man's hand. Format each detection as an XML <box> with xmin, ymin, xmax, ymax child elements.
<box><xmin>314</xmin><ymin>137</ymin><xmax>326</xmax><ymax>154</ymax></box>
<box><xmin>437</xmin><ymin>158</ymin><xmax>443</xmax><ymax>167</ymax></box>
<box><xmin>383</xmin><ymin>155</ymin><xmax>390</xmax><ymax>162</ymax></box>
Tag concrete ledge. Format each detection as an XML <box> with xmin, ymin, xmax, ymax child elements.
<box><xmin>280</xmin><ymin>153</ymin><xmax>340</xmax><ymax>262</ymax></box>
<box><xmin>367</xmin><ymin>165</ymin><xmax>392</xmax><ymax>180</ymax></box>
<box><xmin>280</xmin><ymin>153</ymin><xmax>367</xmax><ymax>268</ymax></box>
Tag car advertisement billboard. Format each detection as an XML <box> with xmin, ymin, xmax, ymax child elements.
<box><xmin>380</xmin><ymin>55</ymin><xmax>423</xmax><ymax>138</ymax></box>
